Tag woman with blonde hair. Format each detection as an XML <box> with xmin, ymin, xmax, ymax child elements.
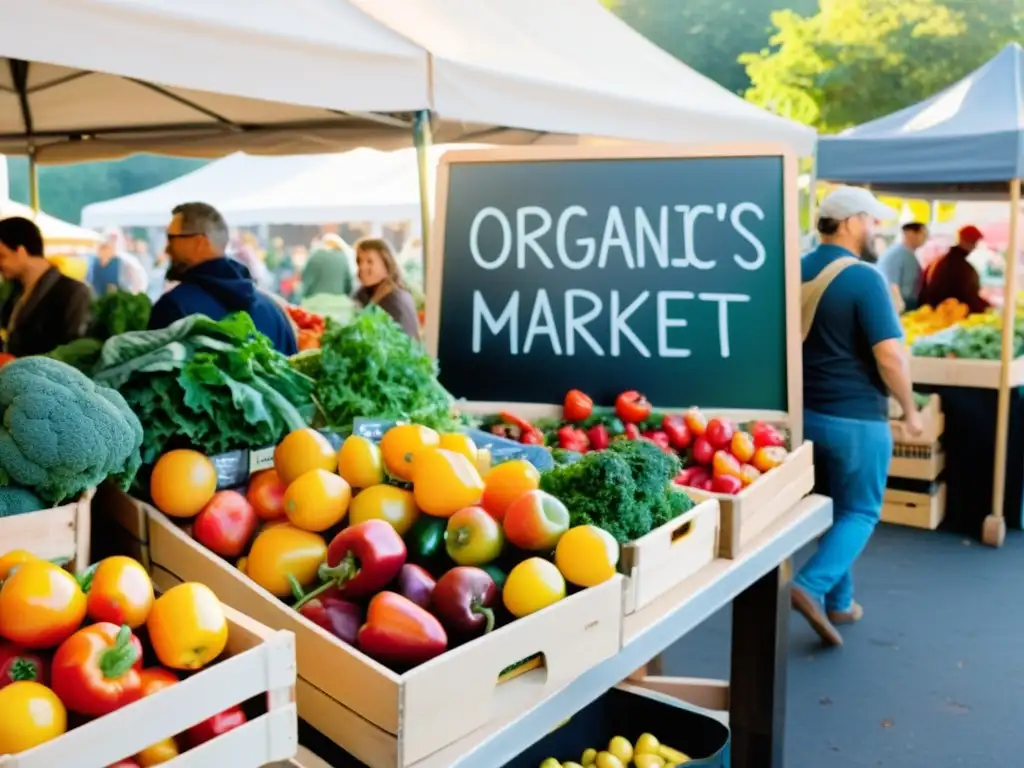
<box><xmin>353</xmin><ymin>237</ymin><xmax>419</xmax><ymax>339</ymax></box>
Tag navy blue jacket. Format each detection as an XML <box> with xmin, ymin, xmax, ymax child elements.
<box><xmin>149</xmin><ymin>258</ymin><xmax>297</xmax><ymax>355</ymax></box>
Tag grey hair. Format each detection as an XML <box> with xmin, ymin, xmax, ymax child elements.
<box><xmin>172</xmin><ymin>202</ymin><xmax>229</xmax><ymax>252</ymax></box>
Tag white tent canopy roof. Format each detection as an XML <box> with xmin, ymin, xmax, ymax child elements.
<box><xmin>2</xmin><ymin>0</ymin><xmax>815</xmax><ymax>164</ymax></box>
<box><xmin>80</xmin><ymin>145</ymin><xmax>467</xmax><ymax>228</ymax></box>
<box><xmin>1</xmin><ymin>199</ymin><xmax>101</xmax><ymax>246</ymax></box>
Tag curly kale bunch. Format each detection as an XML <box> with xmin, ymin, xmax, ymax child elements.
<box><xmin>539</xmin><ymin>438</ymin><xmax>692</xmax><ymax>543</ymax></box>
<box><xmin>0</xmin><ymin>356</ymin><xmax>144</xmax><ymax>503</ymax></box>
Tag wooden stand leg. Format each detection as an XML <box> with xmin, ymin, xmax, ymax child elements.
<box><xmin>730</xmin><ymin>564</ymin><xmax>789</xmax><ymax>768</ymax></box>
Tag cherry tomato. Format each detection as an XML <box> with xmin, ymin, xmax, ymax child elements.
<box><xmin>246</xmin><ymin>469</ymin><xmax>287</xmax><ymax>520</ymax></box>
<box><xmin>615</xmin><ymin>391</ymin><xmax>651</xmax><ymax>424</ymax></box>
<box><xmin>563</xmin><ymin>389</ymin><xmax>594</xmax><ymax>422</ymax></box>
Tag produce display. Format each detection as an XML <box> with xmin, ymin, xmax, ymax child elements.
<box><xmin>0</xmin><ymin>357</ymin><xmax>143</xmax><ymax>506</ymax></box>
<box><xmin>0</xmin><ymin>551</ymin><xmax>248</xmax><ymax>762</ymax></box>
<box><xmin>291</xmin><ymin>305</ymin><xmax>459</xmax><ymax>432</ymax></box>
<box><xmin>47</xmin><ymin>290</ymin><xmax>153</xmax><ymax>372</ymax></box>
<box><xmin>146</xmin><ymin>423</ymin><xmax>626</xmax><ymax>671</ymax></box>
<box><xmin>910</xmin><ymin>318</ymin><xmax>1024</xmax><ymax>360</ymax></box>
<box><xmin>88</xmin><ymin>312</ymin><xmax>314</xmax><ymax>465</ymax></box>
<box><xmin>286</xmin><ymin>305</ymin><xmax>326</xmax><ymax>351</ymax></box>
<box><xmin>899</xmin><ymin>299</ymin><xmax>969</xmax><ymax>346</ymax></box>
<box><xmin>483</xmin><ymin>392</ymin><xmax>793</xmax><ymax>498</ymax></box>
<box><xmin>538</xmin><ymin>732</ymin><xmax>692</xmax><ymax>767</ymax></box>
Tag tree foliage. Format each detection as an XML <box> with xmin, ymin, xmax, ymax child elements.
<box><xmin>741</xmin><ymin>0</ymin><xmax>1022</xmax><ymax>131</ymax></box>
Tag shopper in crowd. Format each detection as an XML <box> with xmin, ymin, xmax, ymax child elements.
<box><xmin>918</xmin><ymin>225</ymin><xmax>990</xmax><ymax>314</ymax></box>
<box><xmin>150</xmin><ymin>202</ymin><xmax>297</xmax><ymax>355</ymax></box>
<box><xmin>0</xmin><ymin>217</ymin><xmax>92</xmax><ymax>356</ymax></box>
<box><xmin>86</xmin><ymin>239</ymin><xmax>125</xmax><ymax>296</ymax></box>
<box><xmin>135</xmin><ymin>238</ymin><xmax>170</xmax><ymax>303</ymax></box>
<box><xmin>353</xmin><ymin>237</ymin><xmax>419</xmax><ymax>340</ymax></box>
<box><xmin>877</xmin><ymin>221</ymin><xmax>929</xmax><ymax>311</ymax></box>
<box><xmin>302</xmin><ymin>233</ymin><xmax>354</xmax><ymax>300</ymax></box>
<box><xmin>795</xmin><ymin>186</ymin><xmax>923</xmax><ymax>647</ymax></box>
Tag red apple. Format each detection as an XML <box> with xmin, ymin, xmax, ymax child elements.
<box><xmin>691</xmin><ymin>436</ymin><xmax>715</xmax><ymax>465</ymax></box>
<box><xmin>503</xmin><ymin>490</ymin><xmax>571</xmax><ymax>551</ymax></box>
<box><xmin>193</xmin><ymin>490</ymin><xmax>259</xmax><ymax>558</ymax></box>
<box><xmin>705</xmin><ymin>418</ymin><xmax>736</xmax><ymax>450</ymax></box>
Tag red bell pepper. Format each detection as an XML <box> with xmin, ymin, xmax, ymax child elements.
<box><xmin>520</xmin><ymin>428</ymin><xmax>546</xmax><ymax>445</ymax></box>
<box><xmin>431</xmin><ymin>567</ymin><xmax>498</xmax><ymax>637</ymax></box>
<box><xmin>295</xmin><ymin>520</ymin><xmax>406</xmax><ymax>605</ymax></box>
<box><xmin>615</xmin><ymin>390</ymin><xmax>652</xmax><ymax>423</ymax></box>
<box><xmin>563</xmin><ymin>390</ymin><xmax>593</xmax><ymax>422</ymax></box>
<box><xmin>662</xmin><ymin>415</ymin><xmax>692</xmax><ymax>450</ymax></box>
<box><xmin>0</xmin><ymin>641</ymin><xmax>49</xmax><ymax>688</ymax></box>
<box><xmin>186</xmin><ymin>704</ymin><xmax>248</xmax><ymax>748</ymax></box>
<box><xmin>357</xmin><ymin>592</ymin><xmax>448</xmax><ymax>668</ymax></box>
<box><xmin>557</xmin><ymin>425</ymin><xmax>589</xmax><ymax>452</ymax></box>
<box><xmin>297</xmin><ymin>585</ymin><xmax>363</xmax><ymax>646</ymax></box>
<box><xmin>586</xmin><ymin>424</ymin><xmax>610</xmax><ymax>451</ymax></box>
<box><xmin>51</xmin><ymin>623</ymin><xmax>143</xmax><ymax>716</ymax></box>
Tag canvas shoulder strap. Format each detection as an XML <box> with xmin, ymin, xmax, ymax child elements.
<box><xmin>801</xmin><ymin>256</ymin><xmax>862</xmax><ymax>342</ymax></box>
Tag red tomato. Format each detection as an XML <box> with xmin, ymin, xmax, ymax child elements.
<box><xmin>711</xmin><ymin>474</ymin><xmax>744</xmax><ymax>494</ymax></box>
<box><xmin>185</xmin><ymin>704</ymin><xmax>248</xmax><ymax>748</ymax></box>
<box><xmin>193</xmin><ymin>491</ymin><xmax>259</xmax><ymax>558</ymax></box>
<box><xmin>615</xmin><ymin>391</ymin><xmax>652</xmax><ymax>424</ymax></box>
<box><xmin>690</xmin><ymin>436</ymin><xmax>715</xmax><ymax>466</ymax></box>
<box><xmin>704</xmin><ymin>418</ymin><xmax>736</xmax><ymax>450</ymax></box>
<box><xmin>0</xmin><ymin>642</ymin><xmax>49</xmax><ymax>688</ymax></box>
<box><xmin>683</xmin><ymin>407</ymin><xmax>708</xmax><ymax>437</ymax></box>
<box><xmin>750</xmin><ymin>421</ymin><xmax>787</xmax><ymax>449</ymax></box>
<box><xmin>562</xmin><ymin>390</ymin><xmax>593</xmax><ymax>423</ymax></box>
<box><xmin>246</xmin><ymin>470</ymin><xmax>287</xmax><ymax>521</ymax></box>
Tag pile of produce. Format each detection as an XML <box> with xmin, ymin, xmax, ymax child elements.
<box><xmin>910</xmin><ymin>319</ymin><xmax>1024</xmax><ymax>360</ymax></box>
<box><xmin>146</xmin><ymin>424</ymin><xmax>623</xmax><ymax>671</ymax></box>
<box><xmin>48</xmin><ymin>291</ymin><xmax>153</xmax><ymax>372</ymax></box>
<box><xmin>0</xmin><ymin>357</ymin><xmax>143</xmax><ymax>508</ymax></box>
<box><xmin>483</xmin><ymin>392</ymin><xmax>794</xmax><ymax>497</ymax></box>
<box><xmin>900</xmin><ymin>299</ymin><xmax>969</xmax><ymax>346</ymax></box>
<box><xmin>286</xmin><ymin>305</ymin><xmax>326</xmax><ymax>351</ymax></box>
<box><xmin>89</xmin><ymin>313</ymin><xmax>314</xmax><ymax>465</ymax></box>
<box><xmin>0</xmin><ymin>551</ymin><xmax>249</xmax><ymax>762</ymax></box>
<box><xmin>539</xmin><ymin>732</ymin><xmax>691</xmax><ymax>768</ymax></box>
<box><xmin>292</xmin><ymin>306</ymin><xmax>458</xmax><ymax>433</ymax></box>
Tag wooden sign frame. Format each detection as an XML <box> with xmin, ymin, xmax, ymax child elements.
<box><xmin>425</xmin><ymin>143</ymin><xmax>804</xmax><ymax>445</ymax></box>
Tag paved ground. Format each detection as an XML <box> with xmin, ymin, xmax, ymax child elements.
<box><xmin>663</xmin><ymin>523</ymin><xmax>1024</xmax><ymax>767</ymax></box>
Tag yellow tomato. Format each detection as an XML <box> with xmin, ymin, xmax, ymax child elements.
<box><xmin>0</xmin><ymin>549</ymin><xmax>40</xmax><ymax>580</ymax></box>
<box><xmin>84</xmin><ymin>555</ymin><xmax>155</xmax><ymax>629</ymax></box>
<box><xmin>349</xmin><ymin>484</ymin><xmax>420</xmax><ymax>536</ymax></box>
<box><xmin>608</xmin><ymin>736</ymin><xmax>634</xmax><ymax>764</ymax></box>
<box><xmin>0</xmin><ymin>560</ymin><xmax>87</xmax><ymax>648</ymax></box>
<box><xmin>438</xmin><ymin>432</ymin><xmax>478</xmax><ymax>462</ymax></box>
<box><xmin>338</xmin><ymin>435</ymin><xmax>385</xmax><ymax>488</ymax></box>
<box><xmin>147</xmin><ymin>582</ymin><xmax>228</xmax><ymax>670</ymax></box>
<box><xmin>503</xmin><ymin>558</ymin><xmax>566</xmax><ymax>618</ymax></box>
<box><xmin>283</xmin><ymin>469</ymin><xmax>351</xmax><ymax>532</ymax></box>
<box><xmin>0</xmin><ymin>681</ymin><xmax>66</xmax><ymax>753</ymax></box>
<box><xmin>150</xmin><ymin>449</ymin><xmax>217</xmax><ymax>518</ymax></box>
<box><xmin>136</xmin><ymin>737</ymin><xmax>180</xmax><ymax>765</ymax></box>
<box><xmin>480</xmin><ymin>459</ymin><xmax>541</xmax><ymax>522</ymax></box>
<box><xmin>412</xmin><ymin>448</ymin><xmax>485</xmax><ymax>517</ymax></box>
<box><xmin>246</xmin><ymin>524</ymin><xmax>327</xmax><ymax>598</ymax></box>
<box><xmin>274</xmin><ymin>428</ymin><xmax>337</xmax><ymax>485</ymax></box>
<box><xmin>380</xmin><ymin>424</ymin><xmax>440</xmax><ymax>481</ymax></box>
<box><xmin>555</xmin><ymin>525</ymin><xmax>620</xmax><ymax>587</ymax></box>
<box><xmin>594</xmin><ymin>752</ymin><xmax>624</xmax><ymax>768</ymax></box>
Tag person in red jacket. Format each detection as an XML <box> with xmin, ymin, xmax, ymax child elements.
<box><xmin>918</xmin><ymin>225</ymin><xmax>990</xmax><ymax>314</ymax></box>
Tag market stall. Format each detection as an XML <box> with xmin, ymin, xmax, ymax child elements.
<box><xmin>818</xmin><ymin>42</ymin><xmax>1023</xmax><ymax>546</ymax></box>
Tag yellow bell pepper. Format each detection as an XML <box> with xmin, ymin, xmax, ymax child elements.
<box><xmin>146</xmin><ymin>583</ymin><xmax>228</xmax><ymax>671</ymax></box>
<box><xmin>412</xmin><ymin>447</ymin><xmax>484</xmax><ymax>517</ymax></box>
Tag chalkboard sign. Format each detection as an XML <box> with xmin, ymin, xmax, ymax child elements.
<box><xmin>426</xmin><ymin>145</ymin><xmax>801</xmax><ymax>422</ymax></box>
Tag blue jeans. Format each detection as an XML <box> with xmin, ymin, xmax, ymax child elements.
<box><xmin>794</xmin><ymin>410</ymin><xmax>892</xmax><ymax>612</ymax></box>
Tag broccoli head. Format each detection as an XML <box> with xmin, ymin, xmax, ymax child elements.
<box><xmin>0</xmin><ymin>357</ymin><xmax>144</xmax><ymax>503</ymax></box>
<box><xmin>0</xmin><ymin>486</ymin><xmax>45</xmax><ymax>517</ymax></box>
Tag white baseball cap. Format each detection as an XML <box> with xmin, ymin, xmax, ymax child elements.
<box><xmin>818</xmin><ymin>186</ymin><xmax>897</xmax><ymax>222</ymax></box>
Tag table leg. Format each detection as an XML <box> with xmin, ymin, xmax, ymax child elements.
<box><xmin>729</xmin><ymin>560</ymin><xmax>790</xmax><ymax>768</ymax></box>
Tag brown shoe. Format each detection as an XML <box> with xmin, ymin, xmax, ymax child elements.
<box><xmin>828</xmin><ymin>602</ymin><xmax>864</xmax><ymax>625</ymax></box>
<box><xmin>791</xmin><ymin>585</ymin><xmax>843</xmax><ymax>647</ymax></box>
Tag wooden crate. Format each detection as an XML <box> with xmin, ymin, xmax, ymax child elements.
<box><xmin>910</xmin><ymin>355</ymin><xmax>1024</xmax><ymax>390</ymax></box>
<box><xmin>686</xmin><ymin>441</ymin><xmax>815</xmax><ymax>558</ymax></box>
<box><xmin>0</xmin><ymin>597</ymin><xmax>297</xmax><ymax>768</ymax></box>
<box><xmin>890</xmin><ymin>394</ymin><xmax>943</xmax><ymax>445</ymax></box>
<box><xmin>0</xmin><ymin>488</ymin><xmax>93</xmax><ymax>571</ymax></box>
<box><xmin>97</xmin><ymin>485</ymin><xmax>624</xmax><ymax>768</ymax></box>
<box><xmin>882</xmin><ymin>484</ymin><xmax>946</xmax><ymax>530</ymax></box>
<box><xmin>620</xmin><ymin>498</ymin><xmax>719</xmax><ymax>614</ymax></box>
<box><xmin>889</xmin><ymin>443</ymin><xmax>944</xmax><ymax>481</ymax></box>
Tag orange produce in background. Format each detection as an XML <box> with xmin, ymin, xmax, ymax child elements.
<box><xmin>752</xmin><ymin>446</ymin><xmax>787</xmax><ymax>473</ymax></box>
<box><xmin>337</xmin><ymin>435</ymin><xmax>385</xmax><ymax>489</ymax></box>
<box><xmin>380</xmin><ymin>424</ymin><xmax>440</xmax><ymax>482</ymax></box>
<box><xmin>83</xmin><ymin>556</ymin><xmax>155</xmax><ymax>629</ymax></box>
<box><xmin>283</xmin><ymin>469</ymin><xmax>351</xmax><ymax>532</ymax></box>
<box><xmin>245</xmin><ymin>525</ymin><xmax>326</xmax><ymax>597</ymax></box>
<box><xmin>274</xmin><ymin>428</ymin><xmax>337</xmax><ymax>485</ymax></box>
<box><xmin>135</xmin><ymin>737</ymin><xmax>180</xmax><ymax>766</ymax></box>
<box><xmin>150</xmin><ymin>450</ymin><xmax>217</xmax><ymax>518</ymax></box>
<box><xmin>146</xmin><ymin>583</ymin><xmax>227</xmax><ymax>671</ymax></box>
<box><xmin>246</xmin><ymin>469</ymin><xmax>287</xmax><ymax>520</ymax></box>
<box><xmin>0</xmin><ymin>561</ymin><xmax>87</xmax><ymax>648</ymax></box>
<box><xmin>480</xmin><ymin>460</ymin><xmax>540</xmax><ymax>522</ymax></box>
<box><xmin>412</xmin><ymin>448</ymin><xmax>484</xmax><ymax>517</ymax></box>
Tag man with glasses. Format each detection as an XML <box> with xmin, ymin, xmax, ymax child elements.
<box><xmin>149</xmin><ymin>202</ymin><xmax>297</xmax><ymax>354</ymax></box>
<box><xmin>793</xmin><ymin>186</ymin><xmax>923</xmax><ymax>647</ymax></box>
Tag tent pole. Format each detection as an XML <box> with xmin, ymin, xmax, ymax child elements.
<box><xmin>27</xmin><ymin>148</ymin><xmax>39</xmax><ymax>213</ymax></box>
<box><xmin>806</xmin><ymin>150</ymin><xmax>818</xmax><ymax>245</ymax></box>
<box><xmin>985</xmin><ymin>178</ymin><xmax>1021</xmax><ymax>547</ymax></box>
<box><xmin>413</xmin><ymin>110</ymin><xmax>433</xmax><ymax>279</ymax></box>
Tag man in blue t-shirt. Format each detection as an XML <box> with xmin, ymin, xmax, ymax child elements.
<box><xmin>794</xmin><ymin>186</ymin><xmax>923</xmax><ymax>647</ymax></box>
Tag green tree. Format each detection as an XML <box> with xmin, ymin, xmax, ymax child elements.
<box><xmin>741</xmin><ymin>0</ymin><xmax>1022</xmax><ymax>131</ymax></box>
<box><xmin>601</xmin><ymin>0</ymin><xmax>817</xmax><ymax>94</ymax></box>
<box><xmin>5</xmin><ymin>155</ymin><xmax>206</xmax><ymax>224</ymax></box>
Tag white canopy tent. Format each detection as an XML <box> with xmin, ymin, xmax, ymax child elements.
<box><xmin>81</xmin><ymin>145</ymin><xmax>468</xmax><ymax>229</ymax></box>
<box><xmin>0</xmin><ymin>198</ymin><xmax>101</xmax><ymax>248</ymax></box>
<box><xmin>1</xmin><ymin>0</ymin><xmax>815</xmax><ymax>165</ymax></box>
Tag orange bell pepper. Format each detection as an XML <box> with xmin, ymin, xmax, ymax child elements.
<box><xmin>146</xmin><ymin>583</ymin><xmax>227</xmax><ymax>671</ymax></box>
<box><xmin>0</xmin><ymin>549</ymin><xmax>40</xmax><ymax>581</ymax></box>
<box><xmin>51</xmin><ymin>623</ymin><xmax>143</xmax><ymax>716</ymax></box>
<box><xmin>412</xmin><ymin>448</ymin><xmax>484</xmax><ymax>517</ymax></box>
<box><xmin>0</xmin><ymin>560</ymin><xmax>87</xmax><ymax>648</ymax></box>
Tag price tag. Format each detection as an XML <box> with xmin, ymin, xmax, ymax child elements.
<box><xmin>249</xmin><ymin>447</ymin><xmax>276</xmax><ymax>473</ymax></box>
<box><xmin>352</xmin><ymin>418</ymin><xmax>402</xmax><ymax>443</ymax></box>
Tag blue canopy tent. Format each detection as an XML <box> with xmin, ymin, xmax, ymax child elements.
<box><xmin>818</xmin><ymin>42</ymin><xmax>1023</xmax><ymax>199</ymax></box>
<box><xmin>819</xmin><ymin>43</ymin><xmax>1023</xmax><ymax>548</ymax></box>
